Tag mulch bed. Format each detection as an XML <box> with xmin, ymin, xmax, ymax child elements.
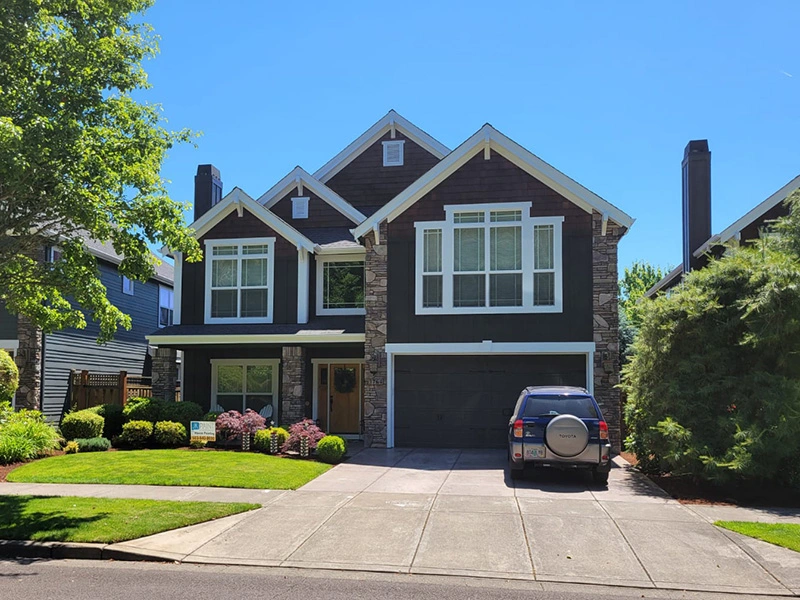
<box><xmin>623</xmin><ymin>452</ymin><xmax>800</xmax><ymax>508</ymax></box>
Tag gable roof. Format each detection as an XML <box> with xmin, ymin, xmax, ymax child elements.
<box><xmin>312</xmin><ymin>110</ymin><xmax>450</xmax><ymax>183</ymax></box>
<box><xmin>352</xmin><ymin>124</ymin><xmax>635</xmax><ymax>239</ymax></box>
<box><xmin>257</xmin><ymin>166</ymin><xmax>366</xmax><ymax>224</ymax></box>
<box><xmin>83</xmin><ymin>236</ymin><xmax>174</xmax><ymax>286</ymax></box>
<box><xmin>691</xmin><ymin>173</ymin><xmax>800</xmax><ymax>258</ymax></box>
<box><xmin>190</xmin><ymin>187</ymin><xmax>315</xmax><ymax>252</ymax></box>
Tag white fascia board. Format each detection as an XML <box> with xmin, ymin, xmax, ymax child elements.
<box><xmin>314</xmin><ymin>245</ymin><xmax>366</xmax><ymax>255</ymax></box>
<box><xmin>191</xmin><ymin>187</ymin><xmax>316</xmax><ymax>252</ymax></box>
<box><xmin>384</xmin><ymin>341</ymin><xmax>596</xmax><ymax>355</ymax></box>
<box><xmin>692</xmin><ymin>174</ymin><xmax>800</xmax><ymax>258</ymax></box>
<box><xmin>644</xmin><ymin>264</ymin><xmax>683</xmax><ymax>298</ymax></box>
<box><xmin>146</xmin><ymin>333</ymin><xmax>366</xmax><ymax>345</ymax></box>
<box><xmin>0</xmin><ymin>339</ymin><xmax>19</xmax><ymax>351</ymax></box>
<box><xmin>257</xmin><ymin>167</ymin><xmax>367</xmax><ymax>224</ymax></box>
<box><xmin>353</xmin><ymin>125</ymin><xmax>635</xmax><ymax>239</ymax></box>
<box><xmin>312</xmin><ymin>110</ymin><xmax>450</xmax><ymax>183</ymax></box>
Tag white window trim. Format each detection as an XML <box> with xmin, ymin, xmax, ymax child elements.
<box><xmin>382</xmin><ymin>140</ymin><xmax>405</xmax><ymax>167</ymax></box>
<box><xmin>414</xmin><ymin>202</ymin><xmax>563</xmax><ymax>315</ymax></box>
<box><xmin>315</xmin><ymin>254</ymin><xmax>367</xmax><ymax>316</ymax></box>
<box><xmin>292</xmin><ymin>196</ymin><xmax>309</xmax><ymax>219</ymax></box>
<box><xmin>158</xmin><ymin>284</ymin><xmax>174</xmax><ymax>328</ymax></box>
<box><xmin>204</xmin><ymin>237</ymin><xmax>276</xmax><ymax>324</ymax></box>
<box><xmin>122</xmin><ymin>275</ymin><xmax>134</xmax><ymax>296</ymax></box>
<box><xmin>210</xmin><ymin>358</ymin><xmax>280</xmax><ymax>417</ymax></box>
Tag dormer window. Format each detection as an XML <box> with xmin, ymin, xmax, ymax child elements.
<box><xmin>382</xmin><ymin>140</ymin><xmax>404</xmax><ymax>167</ymax></box>
<box><xmin>292</xmin><ymin>197</ymin><xmax>309</xmax><ymax>219</ymax></box>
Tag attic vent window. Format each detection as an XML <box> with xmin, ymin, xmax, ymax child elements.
<box><xmin>382</xmin><ymin>140</ymin><xmax>405</xmax><ymax>167</ymax></box>
<box><xmin>292</xmin><ymin>197</ymin><xmax>309</xmax><ymax>219</ymax></box>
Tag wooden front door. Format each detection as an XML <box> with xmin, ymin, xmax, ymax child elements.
<box><xmin>328</xmin><ymin>364</ymin><xmax>360</xmax><ymax>434</ymax></box>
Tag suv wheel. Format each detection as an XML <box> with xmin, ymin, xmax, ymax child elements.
<box><xmin>592</xmin><ymin>468</ymin><xmax>609</xmax><ymax>486</ymax></box>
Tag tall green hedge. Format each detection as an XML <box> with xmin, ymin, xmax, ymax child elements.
<box><xmin>0</xmin><ymin>350</ymin><xmax>18</xmax><ymax>403</ymax></box>
<box><xmin>622</xmin><ymin>192</ymin><xmax>800</xmax><ymax>490</ymax></box>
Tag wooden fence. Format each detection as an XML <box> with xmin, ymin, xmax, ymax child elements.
<box><xmin>70</xmin><ymin>370</ymin><xmax>181</xmax><ymax>410</ymax></box>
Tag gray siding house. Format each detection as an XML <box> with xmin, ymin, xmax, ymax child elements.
<box><xmin>1</xmin><ymin>237</ymin><xmax>174</xmax><ymax>420</ymax></box>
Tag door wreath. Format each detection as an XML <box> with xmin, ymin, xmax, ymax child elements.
<box><xmin>334</xmin><ymin>368</ymin><xmax>357</xmax><ymax>394</ymax></box>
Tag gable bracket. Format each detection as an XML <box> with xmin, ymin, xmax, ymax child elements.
<box><xmin>484</xmin><ymin>133</ymin><xmax>491</xmax><ymax>160</ymax></box>
<box><xmin>295</xmin><ymin>176</ymin><xmax>303</xmax><ymax>197</ymax></box>
<box><xmin>390</xmin><ymin>116</ymin><xmax>396</xmax><ymax>139</ymax></box>
<box><xmin>373</xmin><ymin>224</ymin><xmax>381</xmax><ymax>246</ymax></box>
<box><xmin>233</xmin><ymin>189</ymin><xmax>244</xmax><ymax>217</ymax></box>
<box><xmin>601</xmin><ymin>212</ymin><xmax>609</xmax><ymax>236</ymax></box>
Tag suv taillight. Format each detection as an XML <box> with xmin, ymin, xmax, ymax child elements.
<box><xmin>599</xmin><ymin>421</ymin><xmax>609</xmax><ymax>440</ymax></box>
<box><xmin>513</xmin><ymin>419</ymin><xmax>524</xmax><ymax>438</ymax></box>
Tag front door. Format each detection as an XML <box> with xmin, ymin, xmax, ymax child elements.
<box><xmin>328</xmin><ymin>364</ymin><xmax>361</xmax><ymax>434</ymax></box>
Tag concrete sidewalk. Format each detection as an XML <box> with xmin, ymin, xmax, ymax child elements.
<box><xmin>2</xmin><ymin>450</ymin><xmax>799</xmax><ymax>596</ymax></box>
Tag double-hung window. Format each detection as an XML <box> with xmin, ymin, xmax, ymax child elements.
<box><xmin>316</xmin><ymin>255</ymin><xmax>366</xmax><ymax>316</ymax></box>
<box><xmin>158</xmin><ymin>286</ymin><xmax>174</xmax><ymax>327</ymax></box>
<box><xmin>415</xmin><ymin>202</ymin><xmax>563</xmax><ymax>314</ymax></box>
<box><xmin>204</xmin><ymin>238</ymin><xmax>275</xmax><ymax>323</ymax></box>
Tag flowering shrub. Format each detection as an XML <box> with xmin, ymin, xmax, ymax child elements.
<box><xmin>215</xmin><ymin>409</ymin><xmax>267</xmax><ymax>442</ymax></box>
<box><xmin>282</xmin><ymin>419</ymin><xmax>326</xmax><ymax>454</ymax></box>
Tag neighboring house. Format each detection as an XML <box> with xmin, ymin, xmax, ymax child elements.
<box><xmin>647</xmin><ymin>140</ymin><xmax>800</xmax><ymax>296</ymax></box>
<box><xmin>1</xmin><ymin>236</ymin><xmax>175</xmax><ymax>420</ymax></box>
<box><xmin>148</xmin><ymin>110</ymin><xmax>634</xmax><ymax>450</ymax></box>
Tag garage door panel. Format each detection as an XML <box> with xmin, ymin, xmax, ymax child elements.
<box><xmin>394</xmin><ymin>355</ymin><xmax>586</xmax><ymax>448</ymax></box>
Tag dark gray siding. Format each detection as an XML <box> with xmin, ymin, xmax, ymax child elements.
<box><xmin>394</xmin><ymin>354</ymin><xmax>587</xmax><ymax>448</ymax></box>
<box><xmin>40</xmin><ymin>260</ymin><xmax>168</xmax><ymax>420</ymax></box>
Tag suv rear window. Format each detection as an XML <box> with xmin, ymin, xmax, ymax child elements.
<box><xmin>522</xmin><ymin>395</ymin><xmax>599</xmax><ymax>419</ymax></box>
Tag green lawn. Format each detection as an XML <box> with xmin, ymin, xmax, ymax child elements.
<box><xmin>0</xmin><ymin>495</ymin><xmax>259</xmax><ymax>543</ymax></box>
<box><xmin>8</xmin><ymin>449</ymin><xmax>331</xmax><ymax>489</ymax></box>
<box><xmin>716</xmin><ymin>521</ymin><xmax>800</xmax><ymax>553</ymax></box>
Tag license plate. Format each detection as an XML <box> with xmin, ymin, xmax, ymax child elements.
<box><xmin>524</xmin><ymin>445</ymin><xmax>545</xmax><ymax>459</ymax></box>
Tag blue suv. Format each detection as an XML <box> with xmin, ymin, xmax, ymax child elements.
<box><xmin>508</xmin><ymin>386</ymin><xmax>612</xmax><ymax>485</ymax></box>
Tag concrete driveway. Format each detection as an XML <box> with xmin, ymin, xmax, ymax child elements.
<box><xmin>109</xmin><ymin>448</ymin><xmax>800</xmax><ymax>595</ymax></box>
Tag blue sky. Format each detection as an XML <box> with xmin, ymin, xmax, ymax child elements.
<box><xmin>141</xmin><ymin>0</ymin><xmax>799</xmax><ymax>272</ymax></box>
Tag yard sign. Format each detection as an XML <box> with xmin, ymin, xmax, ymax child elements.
<box><xmin>190</xmin><ymin>421</ymin><xmax>216</xmax><ymax>442</ymax></box>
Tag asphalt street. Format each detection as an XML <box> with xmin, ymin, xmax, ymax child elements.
<box><xmin>0</xmin><ymin>559</ymin><xmax>793</xmax><ymax>600</ymax></box>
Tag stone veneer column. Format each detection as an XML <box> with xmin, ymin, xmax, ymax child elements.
<box><xmin>592</xmin><ymin>212</ymin><xmax>624</xmax><ymax>453</ymax></box>
<box><xmin>281</xmin><ymin>346</ymin><xmax>307</xmax><ymax>424</ymax></box>
<box><xmin>362</xmin><ymin>222</ymin><xmax>388</xmax><ymax>448</ymax></box>
<box><xmin>152</xmin><ymin>347</ymin><xmax>178</xmax><ymax>402</ymax></box>
<box><xmin>15</xmin><ymin>313</ymin><xmax>42</xmax><ymax>410</ymax></box>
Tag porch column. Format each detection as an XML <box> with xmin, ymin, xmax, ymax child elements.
<box><xmin>363</xmin><ymin>222</ymin><xmax>388</xmax><ymax>448</ymax></box>
<box><xmin>281</xmin><ymin>346</ymin><xmax>307</xmax><ymax>424</ymax></box>
<box><xmin>152</xmin><ymin>346</ymin><xmax>178</xmax><ymax>402</ymax></box>
<box><xmin>15</xmin><ymin>313</ymin><xmax>42</xmax><ymax>410</ymax></box>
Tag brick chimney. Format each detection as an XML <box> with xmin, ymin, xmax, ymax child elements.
<box><xmin>682</xmin><ymin>140</ymin><xmax>711</xmax><ymax>272</ymax></box>
<box><xmin>194</xmin><ymin>164</ymin><xmax>223</xmax><ymax>221</ymax></box>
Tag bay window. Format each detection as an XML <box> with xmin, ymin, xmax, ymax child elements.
<box><xmin>204</xmin><ymin>238</ymin><xmax>275</xmax><ymax>323</ymax></box>
<box><xmin>415</xmin><ymin>202</ymin><xmax>562</xmax><ymax>314</ymax></box>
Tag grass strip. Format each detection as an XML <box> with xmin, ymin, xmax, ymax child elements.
<box><xmin>0</xmin><ymin>495</ymin><xmax>259</xmax><ymax>543</ymax></box>
<box><xmin>8</xmin><ymin>449</ymin><xmax>330</xmax><ymax>489</ymax></box>
<box><xmin>715</xmin><ymin>521</ymin><xmax>800</xmax><ymax>553</ymax></box>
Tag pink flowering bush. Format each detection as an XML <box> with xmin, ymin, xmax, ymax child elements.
<box><xmin>215</xmin><ymin>409</ymin><xmax>267</xmax><ymax>442</ymax></box>
<box><xmin>281</xmin><ymin>419</ymin><xmax>326</xmax><ymax>453</ymax></box>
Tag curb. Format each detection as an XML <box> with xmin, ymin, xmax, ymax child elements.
<box><xmin>0</xmin><ymin>539</ymin><xmax>170</xmax><ymax>562</ymax></box>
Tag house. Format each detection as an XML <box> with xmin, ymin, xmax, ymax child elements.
<box><xmin>1</xmin><ymin>236</ymin><xmax>175</xmax><ymax>420</ymax></box>
<box><xmin>646</xmin><ymin>140</ymin><xmax>800</xmax><ymax>296</ymax></box>
<box><xmin>148</xmin><ymin>111</ymin><xmax>634</xmax><ymax>450</ymax></box>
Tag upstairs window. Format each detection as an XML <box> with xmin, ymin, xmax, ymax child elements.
<box><xmin>158</xmin><ymin>285</ymin><xmax>174</xmax><ymax>327</ymax></box>
<box><xmin>316</xmin><ymin>255</ymin><xmax>366</xmax><ymax>316</ymax></box>
<box><xmin>204</xmin><ymin>238</ymin><xmax>275</xmax><ymax>323</ymax></box>
<box><xmin>415</xmin><ymin>202</ymin><xmax>563</xmax><ymax>314</ymax></box>
<box><xmin>382</xmin><ymin>140</ymin><xmax>404</xmax><ymax>167</ymax></box>
<box><xmin>122</xmin><ymin>276</ymin><xmax>134</xmax><ymax>296</ymax></box>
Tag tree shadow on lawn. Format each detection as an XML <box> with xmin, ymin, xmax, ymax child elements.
<box><xmin>0</xmin><ymin>496</ymin><xmax>106</xmax><ymax>542</ymax></box>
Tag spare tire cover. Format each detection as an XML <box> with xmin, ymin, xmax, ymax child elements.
<box><xmin>545</xmin><ymin>415</ymin><xmax>589</xmax><ymax>457</ymax></box>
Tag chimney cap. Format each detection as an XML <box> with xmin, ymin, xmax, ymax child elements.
<box><xmin>684</xmin><ymin>140</ymin><xmax>710</xmax><ymax>157</ymax></box>
<box><xmin>196</xmin><ymin>164</ymin><xmax>221</xmax><ymax>179</ymax></box>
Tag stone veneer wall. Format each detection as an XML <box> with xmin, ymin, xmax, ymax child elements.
<box><xmin>592</xmin><ymin>211</ymin><xmax>624</xmax><ymax>453</ymax></box>
<box><xmin>15</xmin><ymin>313</ymin><xmax>42</xmax><ymax>410</ymax></box>
<box><xmin>152</xmin><ymin>347</ymin><xmax>178</xmax><ymax>402</ymax></box>
<box><xmin>281</xmin><ymin>346</ymin><xmax>307</xmax><ymax>423</ymax></box>
<box><xmin>362</xmin><ymin>222</ymin><xmax>388</xmax><ymax>447</ymax></box>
